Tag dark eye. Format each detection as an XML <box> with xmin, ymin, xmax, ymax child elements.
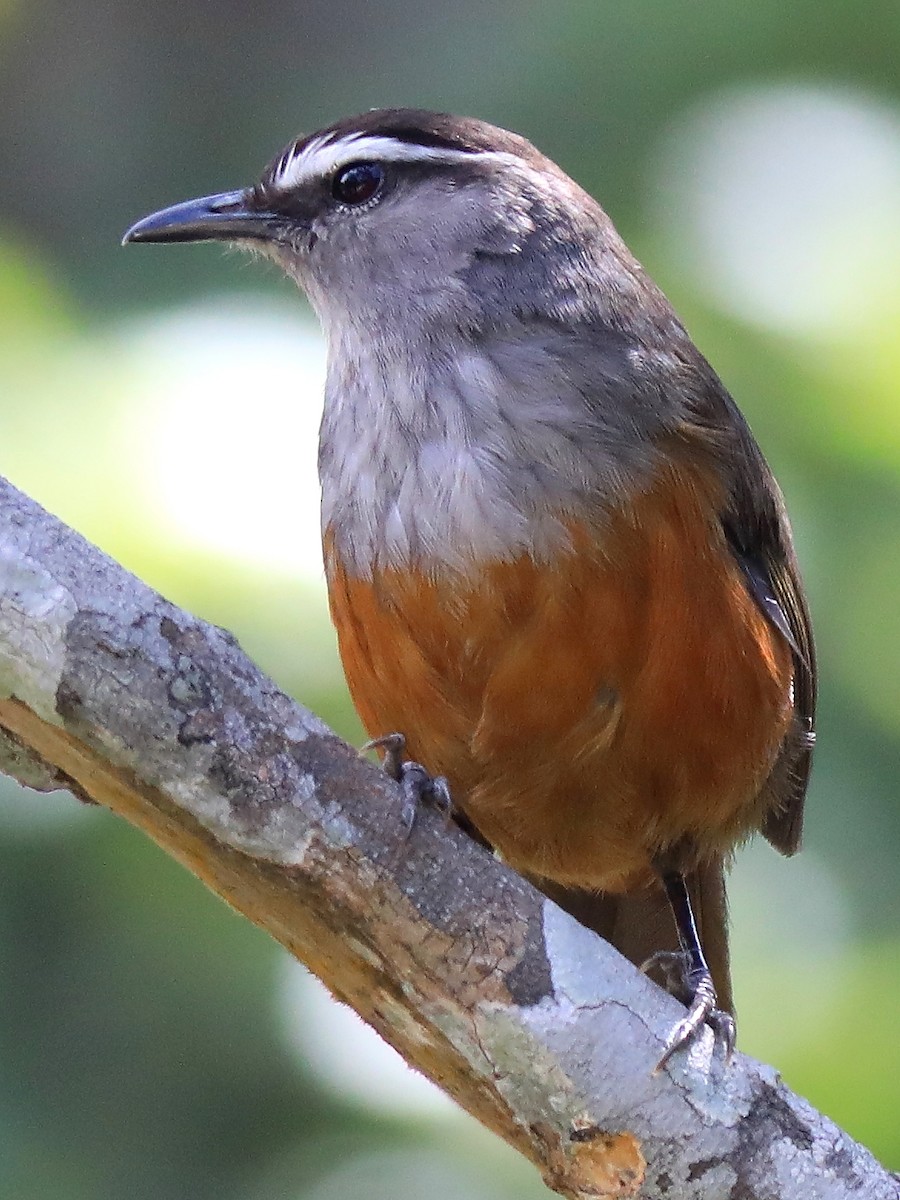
<box><xmin>331</xmin><ymin>162</ymin><xmax>384</xmax><ymax>206</ymax></box>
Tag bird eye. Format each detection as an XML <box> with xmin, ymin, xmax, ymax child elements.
<box><xmin>331</xmin><ymin>162</ymin><xmax>384</xmax><ymax>207</ymax></box>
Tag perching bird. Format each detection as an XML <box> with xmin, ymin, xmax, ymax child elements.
<box><xmin>124</xmin><ymin>109</ymin><xmax>816</xmax><ymax>1067</ymax></box>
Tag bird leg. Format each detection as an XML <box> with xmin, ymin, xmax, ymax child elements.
<box><xmin>361</xmin><ymin>732</ymin><xmax>453</xmax><ymax>837</ymax></box>
<box><xmin>644</xmin><ymin>869</ymin><xmax>736</xmax><ymax>1072</ymax></box>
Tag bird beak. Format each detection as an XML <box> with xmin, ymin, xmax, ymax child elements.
<box><xmin>122</xmin><ymin>189</ymin><xmax>280</xmax><ymax>246</ymax></box>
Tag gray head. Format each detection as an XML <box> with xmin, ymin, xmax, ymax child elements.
<box><xmin>123</xmin><ymin>108</ymin><xmax>655</xmax><ymax>341</ymax></box>
<box><xmin>124</xmin><ymin>110</ymin><xmax>695</xmax><ymax>575</ymax></box>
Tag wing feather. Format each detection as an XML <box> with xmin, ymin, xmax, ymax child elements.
<box><xmin>678</xmin><ymin>367</ymin><xmax>817</xmax><ymax>856</ymax></box>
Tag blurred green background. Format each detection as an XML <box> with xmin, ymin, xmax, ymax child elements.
<box><xmin>1</xmin><ymin>1</ymin><xmax>899</xmax><ymax>1195</ymax></box>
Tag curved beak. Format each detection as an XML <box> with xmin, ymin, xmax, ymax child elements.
<box><xmin>122</xmin><ymin>189</ymin><xmax>280</xmax><ymax>246</ymax></box>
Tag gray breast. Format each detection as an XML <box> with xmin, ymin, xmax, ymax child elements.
<box><xmin>318</xmin><ymin>327</ymin><xmax>676</xmax><ymax>579</ymax></box>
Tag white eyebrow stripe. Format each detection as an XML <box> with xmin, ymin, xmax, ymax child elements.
<box><xmin>271</xmin><ymin>133</ymin><xmax>509</xmax><ymax>191</ymax></box>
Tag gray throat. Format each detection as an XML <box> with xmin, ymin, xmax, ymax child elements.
<box><xmin>317</xmin><ymin>322</ymin><xmax>677</xmax><ymax>579</ymax></box>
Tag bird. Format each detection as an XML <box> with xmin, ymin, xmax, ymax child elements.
<box><xmin>123</xmin><ymin>108</ymin><xmax>816</xmax><ymax>1068</ymax></box>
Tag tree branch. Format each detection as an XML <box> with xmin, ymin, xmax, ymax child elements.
<box><xmin>0</xmin><ymin>475</ymin><xmax>894</xmax><ymax>1200</ymax></box>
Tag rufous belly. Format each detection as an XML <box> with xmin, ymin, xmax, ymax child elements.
<box><xmin>323</xmin><ymin>465</ymin><xmax>794</xmax><ymax>893</ymax></box>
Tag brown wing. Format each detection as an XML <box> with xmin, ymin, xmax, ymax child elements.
<box><xmin>682</xmin><ymin>369</ymin><xmax>817</xmax><ymax>856</ymax></box>
<box><xmin>752</xmin><ymin>540</ymin><xmax>816</xmax><ymax>854</ymax></box>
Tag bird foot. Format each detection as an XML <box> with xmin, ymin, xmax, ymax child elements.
<box><xmin>641</xmin><ymin>952</ymin><xmax>736</xmax><ymax>1072</ymax></box>
<box><xmin>361</xmin><ymin>733</ymin><xmax>453</xmax><ymax>837</ymax></box>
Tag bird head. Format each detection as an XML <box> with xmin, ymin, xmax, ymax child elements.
<box><xmin>124</xmin><ymin>108</ymin><xmax>622</xmax><ymax>335</ymax></box>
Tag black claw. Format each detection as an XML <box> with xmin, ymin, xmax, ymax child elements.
<box><xmin>650</xmin><ymin>869</ymin><xmax>736</xmax><ymax>1072</ymax></box>
<box><xmin>653</xmin><ymin>970</ymin><xmax>725</xmax><ymax>1073</ymax></box>
<box><xmin>362</xmin><ymin>732</ymin><xmax>454</xmax><ymax>837</ymax></box>
<box><xmin>709</xmin><ymin>1009</ymin><xmax>737</xmax><ymax>1064</ymax></box>
<box><xmin>427</xmin><ymin>774</ymin><xmax>454</xmax><ymax>821</ymax></box>
<box><xmin>641</xmin><ymin>949</ymin><xmax>693</xmax><ymax>999</ymax></box>
<box><xmin>397</xmin><ymin>761</ymin><xmax>430</xmax><ymax>839</ymax></box>
<box><xmin>362</xmin><ymin>732</ymin><xmax>407</xmax><ymax>781</ymax></box>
